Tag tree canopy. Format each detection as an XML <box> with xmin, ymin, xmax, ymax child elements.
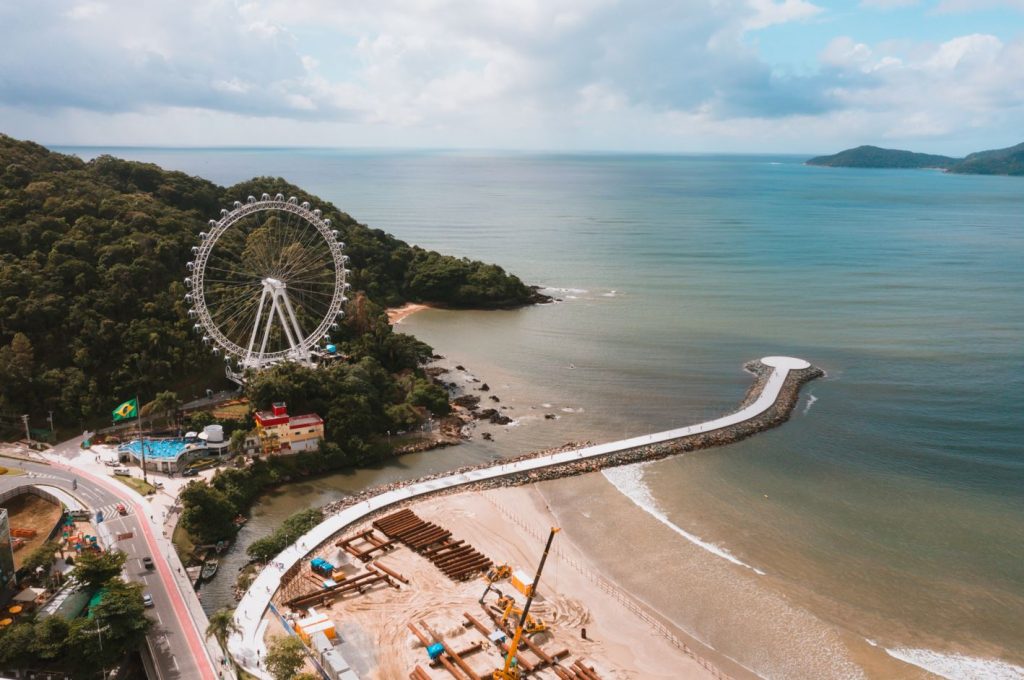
<box><xmin>265</xmin><ymin>635</ymin><xmax>307</xmax><ymax>680</ymax></box>
<box><xmin>71</xmin><ymin>549</ymin><xmax>127</xmax><ymax>589</ymax></box>
<box><xmin>0</xmin><ymin>133</ymin><xmax>541</xmax><ymax>435</ymax></box>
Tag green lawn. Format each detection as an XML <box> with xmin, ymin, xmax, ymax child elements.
<box><xmin>112</xmin><ymin>474</ymin><xmax>158</xmax><ymax>496</ymax></box>
<box><xmin>172</xmin><ymin>522</ymin><xmax>197</xmax><ymax>564</ymax></box>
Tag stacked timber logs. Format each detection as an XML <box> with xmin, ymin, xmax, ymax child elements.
<box><xmin>374</xmin><ymin>509</ymin><xmax>493</xmax><ymax>581</ymax></box>
<box><xmin>284</xmin><ymin>569</ymin><xmax>397</xmax><ymax>609</ymax></box>
<box><xmin>553</xmin><ymin>659</ymin><xmax>605</xmax><ymax>680</ymax></box>
<box><xmin>336</xmin><ymin>529</ymin><xmax>399</xmax><ymax>562</ymax></box>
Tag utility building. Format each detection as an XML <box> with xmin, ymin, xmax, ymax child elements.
<box><xmin>254</xmin><ymin>402</ymin><xmax>324</xmax><ymax>454</ymax></box>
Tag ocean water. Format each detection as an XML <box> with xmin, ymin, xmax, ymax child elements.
<box><xmin>63</xmin><ymin>147</ymin><xmax>1024</xmax><ymax>678</ymax></box>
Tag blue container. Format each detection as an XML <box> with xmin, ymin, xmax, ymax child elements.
<box><xmin>426</xmin><ymin>643</ymin><xmax>444</xmax><ymax>660</ymax></box>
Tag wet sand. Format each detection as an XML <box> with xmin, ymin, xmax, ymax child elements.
<box><xmin>536</xmin><ymin>471</ymin><xmax>935</xmax><ymax>680</ymax></box>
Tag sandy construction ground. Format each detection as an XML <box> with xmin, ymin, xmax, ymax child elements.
<box><xmin>5</xmin><ymin>493</ymin><xmax>63</xmax><ymax>570</ymax></box>
<box><xmin>272</xmin><ymin>486</ymin><xmax>720</xmax><ymax>680</ymax></box>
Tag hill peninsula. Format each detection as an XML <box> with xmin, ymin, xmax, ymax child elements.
<box><xmin>807</xmin><ymin>141</ymin><xmax>1024</xmax><ymax>176</ymax></box>
<box><xmin>0</xmin><ymin>133</ymin><xmax>547</xmax><ymax>442</ymax></box>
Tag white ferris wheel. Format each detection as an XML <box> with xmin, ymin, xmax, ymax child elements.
<box><xmin>185</xmin><ymin>194</ymin><xmax>350</xmax><ymax>383</ymax></box>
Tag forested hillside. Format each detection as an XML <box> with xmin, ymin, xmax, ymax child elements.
<box><xmin>0</xmin><ymin>134</ymin><xmax>540</xmax><ymax>435</ymax></box>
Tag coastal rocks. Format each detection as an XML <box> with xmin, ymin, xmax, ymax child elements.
<box><xmin>544</xmin><ymin>413</ymin><xmax>557</xmax><ymax>420</ymax></box>
<box><xmin>482</xmin><ymin>432</ymin><xmax>493</xmax><ymax>441</ymax></box>
<box><xmin>438</xmin><ymin>415</ymin><xmax>467</xmax><ymax>439</ymax></box>
<box><xmin>489</xmin><ymin>395</ymin><xmax>500</xmax><ymax>402</ymax></box>
<box><xmin>426</xmin><ymin>366</ymin><xmax>448</xmax><ymax>377</ymax></box>
<box><xmin>453</xmin><ymin>395</ymin><xmax>481</xmax><ymax>409</ymax></box>
<box><xmin>472</xmin><ymin>408</ymin><xmax>513</xmax><ymax>425</ymax></box>
<box><xmin>455</xmin><ymin>365</ymin><xmax>466</xmax><ymax>371</ymax></box>
<box><xmin>478</xmin><ymin>383</ymin><xmax>490</xmax><ymax>391</ymax></box>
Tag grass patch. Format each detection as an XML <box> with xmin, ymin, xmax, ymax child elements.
<box><xmin>172</xmin><ymin>522</ymin><xmax>197</xmax><ymax>564</ymax></box>
<box><xmin>112</xmin><ymin>474</ymin><xmax>158</xmax><ymax>496</ymax></box>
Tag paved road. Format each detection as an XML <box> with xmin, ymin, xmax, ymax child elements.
<box><xmin>3</xmin><ymin>438</ymin><xmax>218</xmax><ymax>680</ymax></box>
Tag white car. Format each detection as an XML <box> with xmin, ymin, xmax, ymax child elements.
<box><xmin>142</xmin><ymin>593</ymin><xmax>154</xmax><ymax>608</ymax></box>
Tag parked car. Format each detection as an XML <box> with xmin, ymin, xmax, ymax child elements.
<box><xmin>142</xmin><ymin>593</ymin><xmax>154</xmax><ymax>608</ymax></box>
<box><xmin>113</xmin><ymin>468</ymin><xmax>131</xmax><ymax>476</ymax></box>
<box><xmin>181</xmin><ymin>467</ymin><xmax>199</xmax><ymax>477</ymax></box>
<box><xmin>142</xmin><ymin>556</ymin><xmax>154</xmax><ymax>570</ymax></box>
<box><xmin>153</xmin><ymin>481</ymin><xmax>164</xmax><ymax>489</ymax></box>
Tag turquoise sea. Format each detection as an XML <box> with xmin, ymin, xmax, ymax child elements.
<box><xmin>64</xmin><ymin>147</ymin><xmax>1024</xmax><ymax>678</ymax></box>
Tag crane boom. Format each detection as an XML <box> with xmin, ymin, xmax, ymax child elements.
<box><xmin>493</xmin><ymin>526</ymin><xmax>560</xmax><ymax>680</ymax></box>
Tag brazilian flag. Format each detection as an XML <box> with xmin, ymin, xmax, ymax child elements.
<box><xmin>112</xmin><ymin>398</ymin><xmax>138</xmax><ymax>422</ymax></box>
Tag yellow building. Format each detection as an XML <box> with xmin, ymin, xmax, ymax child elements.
<box><xmin>254</xmin><ymin>402</ymin><xmax>324</xmax><ymax>454</ymax></box>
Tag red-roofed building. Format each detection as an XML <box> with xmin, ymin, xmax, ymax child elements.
<box><xmin>254</xmin><ymin>402</ymin><xmax>324</xmax><ymax>454</ymax></box>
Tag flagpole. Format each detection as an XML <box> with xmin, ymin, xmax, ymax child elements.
<box><xmin>136</xmin><ymin>394</ymin><xmax>148</xmax><ymax>485</ymax></box>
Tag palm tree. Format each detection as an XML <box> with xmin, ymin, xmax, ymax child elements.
<box><xmin>142</xmin><ymin>390</ymin><xmax>183</xmax><ymax>430</ymax></box>
<box><xmin>205</xmin><ymin>608</ymin><xmax>240</xmax><ymax>653</ymax></box>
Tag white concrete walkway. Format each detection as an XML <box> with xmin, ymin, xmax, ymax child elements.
<box><xmin>228</xmin><ymin>356</ymin><xmax>812</xmax><ymax>677</ymax></box>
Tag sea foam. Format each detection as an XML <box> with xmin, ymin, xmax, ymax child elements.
<box><xmin>883</xmin><ymin>648</ymin><xmax>1024</xmax><ymax>680</ymax></box>
<box><xmin>803</xmin><ymin>394</ymin><xmax>818</xmax><ymax>414</ymax></box>
<box><xmin>603</xmin><ymin>463</ymin><xmax>766</xmax><ymax>575</ymax></box>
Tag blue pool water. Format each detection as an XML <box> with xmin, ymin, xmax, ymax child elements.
<box><xmin>120</xmin><ymin>438</ymin><xmax>191</xmax><ymax>459</ymax></box>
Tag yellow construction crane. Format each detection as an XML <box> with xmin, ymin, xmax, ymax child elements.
<box><xmin>495</xmin><ymin>595</ymin><xmax>548</xmax><ymax>635</ymax></box>
<box><xmin>492</xmin><ymin>527</ymin><xmax>560</xmax><ymax>680</ymax></box>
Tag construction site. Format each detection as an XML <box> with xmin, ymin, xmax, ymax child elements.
<box><xmin>265</xmin><ymin>486</ymin><xmax>719</xmax><ymax>680</ymax></box>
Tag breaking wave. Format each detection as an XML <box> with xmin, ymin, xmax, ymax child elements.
<box><xmin>602</xmin><ymin>463</ymin><xmax>766</xmax><ymax>575</ymax></box>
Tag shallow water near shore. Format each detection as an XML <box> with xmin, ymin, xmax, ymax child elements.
<box><xmin>64</xmin><ymin>147</ymin><xmax>1024</xmax><ymax>678</ymax></box>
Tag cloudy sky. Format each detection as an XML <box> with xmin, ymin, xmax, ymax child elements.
<box><xmin>1</xmin><ymin>0</ymin><xmax>1021</xmax><ymax>153</ymax></box>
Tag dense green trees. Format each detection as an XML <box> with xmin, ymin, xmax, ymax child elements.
<box><xmin>0</xmin><ymin>134</ymin><xmax>540</xmax><ymax>436</ymax></box>
<box><xmin>20</xmin><ymin>539</ymin><xmax>60</xmax><ymax>577</ymax></box>
<box><xmin>71</xmin><ymin>549</ymin><xmax>127</xmax><ymax>589</ymax></box>
<box><xmin>0</xmin><ymin>548</ymin><xmax>150</xmax><ymax>677</ymax></box>
<box><xmin>246</xmin><ymin>508</ymin><xmax>324</xmax><ymax>562</ymax></box>
<box><xmin>180</xmin><ymin>481</ymin><xmax>238</xmax><ymax>545</ymax></box>
<box><xmin>265</xmin><ymin>635</ymin><xmax>308</xmax><ymax>680</ymax></box>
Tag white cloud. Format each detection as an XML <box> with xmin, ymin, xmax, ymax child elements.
<box><xmin>859</xmin><ymin>0</ymin><xmax>920</xmax><ymax>9</ymax></box>
<box><xmin>745</xmin><ymin>0</ymin><xmax>823</xmax><ymax>30</ymax></box>
<box><xmin>0</xmin><ymin>0</ymin><xmax>1020</xmax><ymax>152</ymax></box>
<box><xmin>818</xmin><ymin>33</ymin><xmax>1024</xmax><ymax>142</ymax></box>
<box><xmin>936</xmin><ymin>0</ymin><xmax>1024</xmax><ymax>11</ymax></box>
<box><xmin>820</xmin><ymin>37</ymin><xmax>874</xmax><ymax>69</ymax></box>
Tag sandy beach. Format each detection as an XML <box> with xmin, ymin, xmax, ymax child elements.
<box><xmin>388</xmin><ymin>303</ymin><xmax>432</xmax><ymax>325</ymax></box>
<box><xmin>269</xmin><ymin>485</ymin><xmax>730</xmax><ymax>679</ymax></box>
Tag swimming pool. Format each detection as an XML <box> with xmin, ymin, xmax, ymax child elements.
<box><xmin>120</xmin><ymin>438</ymin><xmax>196</xmax><ymax>460</ymax></box>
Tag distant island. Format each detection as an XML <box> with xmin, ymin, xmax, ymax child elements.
<box><xmin>807</xmin><ymin>141</ymin><xmax>1024</xmax><ymax>176</ymax></box>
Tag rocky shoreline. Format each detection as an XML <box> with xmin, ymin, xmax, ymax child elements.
<box><xmin>316</xmin><ymin>360</ymin><xmax>823</xmax><ymax>528</ymax></box>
